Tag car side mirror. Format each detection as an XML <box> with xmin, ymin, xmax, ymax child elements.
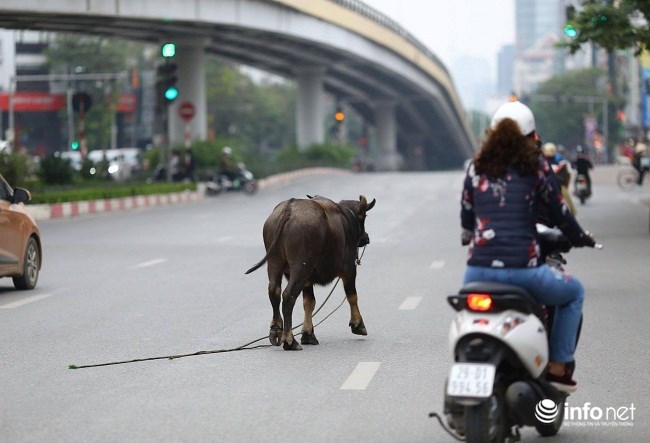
<box><xmin>13</xmin><ymin>187</ymin><xmax>31</xmax><ymax>204</ymax></box>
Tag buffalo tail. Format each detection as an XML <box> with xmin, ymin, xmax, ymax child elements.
<box><xmin>245</xmin><ymin>199</ymin><xmax>293</xmax><ymax>274</ymax></box>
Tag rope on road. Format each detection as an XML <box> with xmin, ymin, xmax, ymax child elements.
<box><xmin>69</xmin><ymin>248</ymin><xmax>365</xmax><ymax>370</ymax></box>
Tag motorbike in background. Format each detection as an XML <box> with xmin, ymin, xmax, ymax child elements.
<box><xmin>205</xmin><ymin>162</ymin><xmax>258</xmax><ymax>196</ymax></box>
<box><xmin>437</xmin><ymin>225</ymin><xmax>600</xmax><ymax>442</ymax></box>
<box><xmin>573</xmin><ymin>174</ymin><xmax>591</xmax><ymax>205</ymax></box>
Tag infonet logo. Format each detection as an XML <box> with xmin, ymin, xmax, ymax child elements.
<box><xmin>535</xmin><ymin>400</ymin><xmax>636</xmax><ymax>427</ymax></box>
<box><xmin>535</xmin><ymin>399</ymin><xmax>559</xmax><ymax>423</ymax></box>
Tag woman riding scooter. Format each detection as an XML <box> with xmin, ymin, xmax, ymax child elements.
<box><xmin>460</xmin><ymin>101</ymin><xmax>595</xmax><ymax>392</ymax></box>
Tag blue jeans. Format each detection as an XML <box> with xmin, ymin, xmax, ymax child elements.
<box><xmin>463</xmin><ymin>265</ymin><xmax>585</xmax><ymax>363</ymax></box>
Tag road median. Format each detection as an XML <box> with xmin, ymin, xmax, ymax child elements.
<box><xmin>25</xmin><ymin>167</ymin><xmax>349</xmax><ymax>221</ymax></box>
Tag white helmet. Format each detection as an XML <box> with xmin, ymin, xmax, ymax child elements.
<box><xmin>222</xmin><ymin>146</ymin><xmax>232</xmax><ymax>155</ymax></box>
<box><xmin>542</xmin><ymin>142</ymin><xmax>557</xmax><ymax>157</ymax></box>
<box><xmin>490</xmin><ymin>101</ymin><xmax>536</xmax><ymax>136</ymax></box>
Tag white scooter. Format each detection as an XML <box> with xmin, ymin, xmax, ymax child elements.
<box><xmin>437</xmin><ymin>226</ymin><xmax>600</xmax><ymax>442</ymax></box>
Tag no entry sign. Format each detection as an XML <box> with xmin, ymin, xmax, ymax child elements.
<box><xmin>179</xmin><ymin>102</ymin><xmax>195</xmax><ymax>122</ymax></box>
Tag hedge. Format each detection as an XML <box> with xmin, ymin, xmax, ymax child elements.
<box><xmin>27</xmin><ymin>182</ymin><xmax>197</xmax><ymax>204</ymax></box>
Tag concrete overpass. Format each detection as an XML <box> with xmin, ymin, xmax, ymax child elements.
<box><xmin>0</xmin><ymin>0</ymin><xmax>476</xmax><ymax>169</ymax></box>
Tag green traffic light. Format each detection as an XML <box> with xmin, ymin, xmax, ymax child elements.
<box><xmin>164</xmin><ymin>86</ymin><xmax>179</xmax><ymax>101</ymax></box>
<box><xmin>71</xmin><ymin>141</ymin><xmax>80</xmax><ymax>150</ymax></box>
<box><xmin>161</xmin><ymin>43</ymin><xmax>176</xmax><ymax>58</ymax></box>
<box><xmin>564</xmin><ymin>24</ymin><xmax>578</xmax><ymax>38</ymax></box>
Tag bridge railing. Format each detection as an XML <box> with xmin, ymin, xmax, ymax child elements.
<box><xmin>330</xmin><ymin>0</ymin><xmax>449</xmax><ymax>75</ymax></box>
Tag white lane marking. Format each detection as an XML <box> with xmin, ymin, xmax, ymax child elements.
<box><xmin>398</xmin><ymin>296</ymin><xmax>422</xmax><ymax>310</ymax></box>
<box><xmin>341</xmin><ymin>362</ymin><xmax>381</xmax><ymax>390</ymax></box>
<box><xmin>429</xmin><ymin>260</ymin><xmax>445</xmax><ymax>270</ymax></box>
<box><xmin>0</xmin><ymin>293</ymin><xmax>54</xmax><ymax>309</ymax></box>
<box><xmin>133</xmin><ymin>258</ymin><xmax>167</xmax><ymax>269</ymax></box>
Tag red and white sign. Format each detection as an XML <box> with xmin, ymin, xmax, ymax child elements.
<box><xmin>179</xmin><ymin>101</ymin><xmax>196</xmax><ymax>122</ymax></box>
<box><xmin>0</xmin><ymin>92</ymin><xmax>66</xmax><ymax>112</ymax></box>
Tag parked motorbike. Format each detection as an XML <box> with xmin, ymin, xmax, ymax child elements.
<box><xmin>205</xmin><ymin>162</ymin><xmax>258</xmax><ymax>196</ymax></box>
<box><xmin>573</xmin><ymin>174</ymin><xmax>591</xmax><ymax>205</ymax></box>
<box><xmin>437</xmin><ymin>225</ymin><xmax>600</xmax><ymax>442</ymax></box>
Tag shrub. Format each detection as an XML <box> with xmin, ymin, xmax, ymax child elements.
<box><xmin>38</xmin><ymin>155</ymin><xmax>75</xmax><ymax>185</ymax></box>
<box><xmin>0</xmin><ymin>151</ymin><xmax>32</xmax><ymax>187</ymax></box>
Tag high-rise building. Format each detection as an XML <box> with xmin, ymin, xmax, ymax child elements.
<box><xmin>514</xmin><ymin>0</ymin><xmax>567</xmax><ymax>93</ymax></box>
<box><xmin>515</xmin><ymin>0</ymin><xmax>561</xmax><ymax>55</ymax></box>
<box><xmin>497</xmin><ymin>45</ymin><xmax>515</xmax><ymax>95</ymax></box>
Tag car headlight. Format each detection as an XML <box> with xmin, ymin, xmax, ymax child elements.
<box><xmin>108</xmin><ymin>164</ymin><xmax>119</xmax><ymax>174</ymax></box>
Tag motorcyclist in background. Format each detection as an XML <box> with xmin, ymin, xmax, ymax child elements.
<box><xmin>632</xmin><ymin>142</ymin><xmax>649</xmax><ymax>186</ymax></box>
<box><xmin>573</xmin><ymin>145</ymin><xmax>594</xmax><ymax>195</ymax></box>
<box><xmin>219</xmin><ymin>146</ymin><xmax>239</xmax><ymax>182</ymax></box>
<box><xmin>542</xmin><ymin>142</ymin><xmax>576</xmax><ymax>215</ymax></box>
<box><xmin>461</xmin><ymin>101</ymin><xmax>595</xmax><ymax>392</ymax></box>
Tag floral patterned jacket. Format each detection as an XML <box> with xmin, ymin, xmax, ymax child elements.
<box><xmin>461</xmin><ymin>158</ymin><xmax>591</xmax><ymax>268</ymax></box>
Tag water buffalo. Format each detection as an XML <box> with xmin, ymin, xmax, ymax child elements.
<box><xmin>245</xmin><ymin>195</ymin><xmax>376</xmax><ymax>350</ymax></box>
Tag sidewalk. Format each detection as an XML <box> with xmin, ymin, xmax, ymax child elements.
<box><xmin>25</xmin><ymin>167</ymin><xmax>348</xmax><ymax>221</ymax></box>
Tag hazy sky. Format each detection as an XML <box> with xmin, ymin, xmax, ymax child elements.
<box><xmin>363</xmin><ymin>0</ymin><xmax>515</xmax><ymax>79</ymax></box>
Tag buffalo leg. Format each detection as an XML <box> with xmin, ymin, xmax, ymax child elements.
<box><xmin>300</xmin><ymin>285</ymin><xmax>319</xmax><ymax>345</ymax></box>
<box><xmin>267</xmin><ymin>263</ymin><xmax>284</xmax><ymax>346</ymax></box>
<box><xmin>281</xmin><ymin>266</ymin><xmax>309</xmax><ymax>350</ymax></box>
<box><xmin>343</xmin><ymin>275</ymin><xmax>367</xmax><ymax>336</ymax></box>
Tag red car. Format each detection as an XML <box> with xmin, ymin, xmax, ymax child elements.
<box><xmin>0</xmin><ymin>173</ymin><xmax>42</xmax><ymax>289</ymax></box>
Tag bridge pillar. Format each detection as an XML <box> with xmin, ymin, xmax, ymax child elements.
<box><xmin>375</xmin><ymin>101</ymin><xmax>403</xmax><ymax>170</ymax></box>
<box><xmin>169</xmin><ymin>42</ymin><xmax>207</xmax><ymax>145</ymax></box>
<box><xmin>296</xmin><ymin>67</ymin><xmax>326</xmax><ymax>149</ymax></box>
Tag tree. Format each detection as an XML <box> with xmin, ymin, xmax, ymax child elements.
<box><xmin>560</xmin><ymin>1</ymin><xmax>650</xmax><ymax>55</ymax></box>
<box><xmin>530</xmin><ymin>68</ymin><xmax>622</xmax><ymax>149</ymax></box>
<box><xmin>205</xmin><ymin>58</ymin><xmax>296</xmax><ymax>155</ymax></box>
<box><xmin>44</xmin><ymin>34</ymin><xmax>144</xmax><ymax>150</ymax></box>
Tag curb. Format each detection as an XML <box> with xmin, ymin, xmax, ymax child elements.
<box><xmin>25</xmin><ymin>167</ymin><xmax>348</xmax><ymax>221</ymax></box>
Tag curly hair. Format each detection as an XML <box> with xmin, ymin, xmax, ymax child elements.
<box><xmin>473</xmin><ymin>118</ymin><xmax>540</xmax><ymax>178</ymax></box>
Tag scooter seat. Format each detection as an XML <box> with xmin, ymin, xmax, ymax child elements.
<box><xmin>460</xmin><ymin>281</ymin><xmax>531</xmax><ymax>297</ymax></box>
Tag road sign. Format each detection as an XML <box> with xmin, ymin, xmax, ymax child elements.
<box><xmin>179</xmin><ymin>102</ymin><xmax>195</xmax><ymax>122</ymax></box>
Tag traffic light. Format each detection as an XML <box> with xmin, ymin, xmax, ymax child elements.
<box><xmin>71</xmin><ymin>141</ymin><xmax>79</xmax><ymax>150</ymax></box>
<box><xmin>564</xmin><ymin>5</ymin><xmax>578</xmax><ymax>38</ymax></box>
<box><xmin>156</xmin><ymin>62</ymin><xmax>178</xmax><ymax>105</ymax></box>
<box><xmin>564</xmin><ymin>24</ymin><xmax>578</xmax><ymax>38</ymax></box>
<box><xmin>334</xmin><ymin>107</ymin><xmax>345</xmax><ymax>123</ymax></box>
<box><xmin>161</xmin><ymin>42</ymin><xmax>176</xmax><ymax>58</ymax></box>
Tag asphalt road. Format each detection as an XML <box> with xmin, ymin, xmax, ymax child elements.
<box><xmin>0</xmin><ymin>169</ymin><xmax>648</xmax><ymax>442</ymax></box>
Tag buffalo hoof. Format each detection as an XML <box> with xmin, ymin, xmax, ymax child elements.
<box><xmin>269</xmin><ymin>328</ymin><xmax>282</xmax><ymax>346</ymax></box>
<box><xmin>350</xmin><ymin>320</ymin><xmax>368</xmax><ymax>336</ymax></box>
<box><xmin>300</xmin><ymin>331</ymin><xmax>319</xmax><ymax>345</ymax></box>
<box><xmin>283</xmin><ymin>339</ymin><xmax>303</xmax><ymax>351</ymax></box>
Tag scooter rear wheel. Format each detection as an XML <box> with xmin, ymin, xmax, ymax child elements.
<box><xmin>464</xmin><ymin>384</ymin><xmax>507</xmax><ymax>443</ymax></box>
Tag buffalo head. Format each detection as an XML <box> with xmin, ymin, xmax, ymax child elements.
<box><xmin>339</xmin><ymin>195</ymin><xmax>376</xmax><ymax>247</ymax></box>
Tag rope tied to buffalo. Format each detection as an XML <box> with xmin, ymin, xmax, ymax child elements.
<box><xmin>69</xmin><ymin>246</ymin><xmax>366</xmax><ymax>370</ymax></box>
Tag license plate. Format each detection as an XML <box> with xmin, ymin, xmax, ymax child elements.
<box><xmin>446</xmin><ymin>363</ymin><xmax>496</xmax><ymax>398</ymax></box>
<box><xmin>576</xmin><ymin>183</ymin><xmax>587</xmax><ymax>191</ymax></box>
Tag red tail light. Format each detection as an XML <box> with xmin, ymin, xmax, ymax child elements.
<box><xmin>467</xmin><ymin>293</ymin><xmax>493</xmax><ymax>311</ymax></box>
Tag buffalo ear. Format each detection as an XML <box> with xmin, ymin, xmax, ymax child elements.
<box><xmin>366</xmin><ymin>198</ymin><xmax>376</xmax><ymax>212</ymax></box>
<box><xmin>359</xmin><ymin>195</ymin><xmax>367</xmax><ymax>212</ymax></box>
